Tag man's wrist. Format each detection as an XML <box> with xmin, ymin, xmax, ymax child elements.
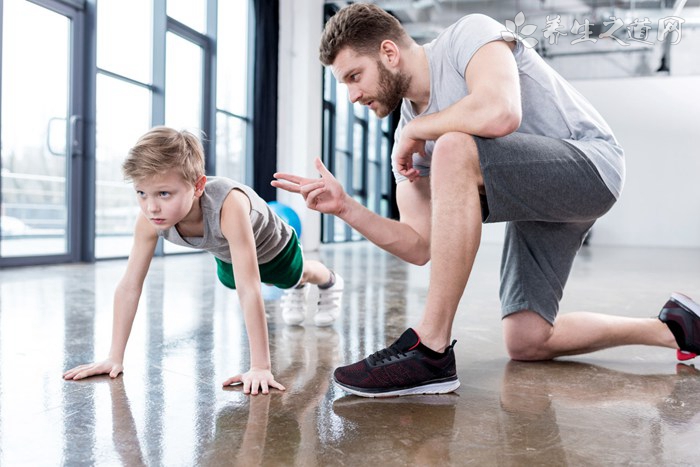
<box><xmin>337</xmin><ymin>193</ymin><xmax>357</xmax><ymax>221</ymax></box>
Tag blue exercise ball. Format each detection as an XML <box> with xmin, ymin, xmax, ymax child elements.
<box><xmin>268</xmin><ymin>201</ymin><xmax>302</xmax><ymax>239</ymax></box>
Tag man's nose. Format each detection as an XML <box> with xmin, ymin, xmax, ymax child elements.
<box><xmin>348</xmin><ymin>87</ymin><xmax>362</xmax><ymax>104</ymax></box>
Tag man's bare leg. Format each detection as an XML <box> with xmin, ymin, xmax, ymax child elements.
<box><xmin>414</xmin><ymin>132</ymin><xmax>484</xmax><ymax>352</ymax></box>
<box><xmin>504</xmin><ymin>310</ymin><xmax>678</xmax><ymax>361</ymax></box>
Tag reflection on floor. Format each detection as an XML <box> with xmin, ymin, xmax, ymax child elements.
<box><xmin>1</xmin><ymin>241</ymin><xmax>700</xmax><ymax>465</ymax></box>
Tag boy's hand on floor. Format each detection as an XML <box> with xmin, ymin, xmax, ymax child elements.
<box><xmin>63</xmin><ymin>359</ymin><xmax>124</xmax><ymax>380</ymax></box>
<box><xmin>223</xmin><ymin>368</ymin><xmax>286</xmax><ymax>395</ymax></box>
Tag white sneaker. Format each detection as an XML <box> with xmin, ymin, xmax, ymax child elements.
<box><xmin>281</xmin><ymin>284</ymin><xmax>309</xmax><ymax>325</ymax></box>
<box><xmin>315</xmin><ymin>272</ymin><xmax>344</xmax><ymax>327</ymax></box>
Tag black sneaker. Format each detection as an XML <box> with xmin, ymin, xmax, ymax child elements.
<box><xmin>332</xmin><ymin>328</ymin><xmax>460</xmax><ymax>397</ymax></box>
<box><xmin>659</xmin><ymin>292</ymin><xmax>700</xmax><ymax>360</ymax></box>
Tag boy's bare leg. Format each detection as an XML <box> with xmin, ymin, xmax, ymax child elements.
<box><xmin>300</xmin><ymin>260</ymin><xmax>333</xmax><ymax>286</ymax></box>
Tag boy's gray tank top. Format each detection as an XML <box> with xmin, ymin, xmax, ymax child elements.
<box><xmin>158</xmin><ymin>177</ymin><xmax>292</xmax><ymax>264</ymax></box>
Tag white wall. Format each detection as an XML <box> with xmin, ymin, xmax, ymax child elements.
<box><xmin>573</xmin><ymin>76</ymin><xmax>700</xmax><ymax>248</ymax></box>
<box><xmin>482</xmin><ymin>75</ymin><xmax>700</xmax><ymax>249</ymax></box>
<box><xmin>276</xmin><ymin>0</ymin><xmax>325</xmax><ymax>251</ymax></box>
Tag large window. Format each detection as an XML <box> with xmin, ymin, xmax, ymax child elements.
<box><xmin>164</xmin><ymin>32</ymin><xmax>204</xmax><ymax>133</ymax></box>
<box><xmin>94</xmin><ymin>0</ymin><xmax>154</xmax><ymax>258</ymax></box>
<box><xmin>91</xmin><ymin>0</ymin><xmax>252</xmax><ymax>259</ymax></box>
<box><xmin>1</xmin><ymin>0</ymin><xmax>252</xmax><ymax>264</ymax></box>
<box><xmin>321</xmin><ymin>68</ymin><xmax>396</xmax><ymax>243</ymax></box>
<box><xmin>0</xmin><ymin>0</ymin><xmax>81</xmax><ymax>265</ymax></box>
<box><xmin>162</xmin><ymin>29</ymin><xmax>206</xmax><ymax>256</ymax></box>
<box><xmin>215</xmin><ymin>0</ymin><xmax>251</xmax><ymax>184</ymax></box>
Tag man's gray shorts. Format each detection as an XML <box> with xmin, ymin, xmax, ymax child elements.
<box><xmin>474</xmin><ymin>132</ymin><xmax>617</xmax><ymax>324</ymax></box>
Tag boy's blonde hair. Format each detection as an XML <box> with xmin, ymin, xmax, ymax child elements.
<box><xmin>123</xmin><ymin>126</ymin><xmax>205</xmax><ymax>185</ymax></box>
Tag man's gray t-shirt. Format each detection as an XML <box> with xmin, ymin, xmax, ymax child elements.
<box><xmin>392</xmin><ymin>14</ymin><xmax>625</xmax><ymax>199</ymax></box>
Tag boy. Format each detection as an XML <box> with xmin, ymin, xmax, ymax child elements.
<box><xmin>63</xmin><ymin>127</ymin><xmax>343</xmax><ymax>395</ymax></box>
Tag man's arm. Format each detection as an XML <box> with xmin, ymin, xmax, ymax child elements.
<box><xmin>395</xmin><ymin>41</ymin><xmax>522</xmax><ymax>180</ymax></box>
<box><xmin>415</xmin><ymin>40</ymin><xmax>521</xmax><ymax>140</ymax></box>
<box><xmin>340</xmin><ymin>176</ymin><xmax>432</xmax><ymax>265</ymax></box>
<box><xmin>273</xmin><ymin>158</ymin><xmax>432</xmax><ymax>266</ymax></box>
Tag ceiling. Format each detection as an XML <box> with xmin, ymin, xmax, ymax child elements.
<box><xmin>327</xmin><ymin>0</ymin><xmax>700</xmax><ymax>42</ymax></box>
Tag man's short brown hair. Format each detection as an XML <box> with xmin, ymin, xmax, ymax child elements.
<box><xmin>319</xmin><ymin>3</ymin><xmax>410</xmax><ymax>66</ymax></box>
<box><xmin>122</xmin><ymin>126</ymin><xmax>205</xmax><ymax>185</ymax></box>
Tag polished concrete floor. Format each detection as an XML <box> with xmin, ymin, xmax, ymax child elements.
<box><xmin>1</xmin><ymin>241</ymin><xmax>700</xmax><ymax>466</ymax></box>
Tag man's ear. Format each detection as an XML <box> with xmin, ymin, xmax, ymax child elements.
<box><xmin>379</xmin><ymin>40</ymin><xmax>401</xmax><ymax>68</ymax></box>
<box><xmin>194</xmin><ymin>175</ymin><xmax>207</xmax><ymax>196</ymax></box>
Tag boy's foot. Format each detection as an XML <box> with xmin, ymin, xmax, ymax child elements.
<box><xmin>333</xmin><ymin>328</ymin><xmax>460</xmax><ymax>397</ymax></box>
<box><xmin>659</xmin><ymin>292</ymin><xmax>700</xmax><ymax>359</ymax></box>
<box><xmin>315</xmin><ymin>272</ymin><xmax>344</xmax><ymax>327</ymax></box>
<box><xmin>281</xmin><ymin>284</ymin><xmax>309</xmax><ymax>325</ymax></box>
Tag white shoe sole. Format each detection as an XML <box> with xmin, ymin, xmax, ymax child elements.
<box><xmin>333</xmin><ymin>378</ymin><xmax>460</xmax><ymax>398</ymax></box>
<box><xmin>314</xmin><ymin>314</ymin><xmax>335</xmax><ymax>327</ymax></box>
<box><xmin>671</xmin><ymin>292</ymin><xmax>700</xmax><ymax>317</ymax></box>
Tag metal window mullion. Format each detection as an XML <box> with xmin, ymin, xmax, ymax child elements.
<box><xmin>321</xmin><ymin>100</ymin><xmax>336</xmax><ymax>243</ymax></box>
<box><xmin>217</xmin><ymin>108</ymin><xmax>250</xmax><ymax>123</ymax></box>
<box><xmin>79</xmin><ymin>0</ymin><xmax>99</xmax><ymax>262</ymax></box>
<box><xmin>373</xmin><ymin>118</ymin><xmax>383</xmax><ymax>213</ymax></box>
<box><xmin>360</xmin><ymin>116</ymin><xmax>369</xmax><ymax>205</ymax></box>
<box><xmin>27</xmin><ymin>0</ymin><xmax>82</xmax><ymax>15</ymax></box>
<box><xmin>96</xmin><ymin>68</ymin><xmax>154</xmax><ymax>91</ymax></box>
<box><xmin>202</xmin><ymin>0</ymin><xmax>216</xmax><ymax>176</ymax></box>
<box><xmin>166</xmin><ymin>16</ymin><xmax>208</xmax><ymax>47</ymax></box>
<box><xmin>68</xmin><ymin>4</ymin><xmax>85</xmax><ymax>262</ymax></box>
<box><xmin>28</xmin><ymin>0</ymin><xmax>86</xmax><ymax>10</ymax></box>
<box><xmin>0</xmin><ymin>0</ymin><xmax>4</xmax><ymax>258</ymax></box>
<box><xmin>244</xmin><ymin>0</ymin><xmax>255</xmax><ymax>186</ymax></box>
<box><xmin>344</xmin><ymin>102</ymin><xmax>354</xmax><ymax>242</ymax></box>
<box><xmin>152</xmin><ymin>0</ymin><xmax>166</xmax><ymax>256</ymax></box>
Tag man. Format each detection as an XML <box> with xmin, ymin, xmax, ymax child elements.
<box><xmin>273</xmin><ymin>3</ymin><xmax>700</xmax><ymax>397</ymax></box>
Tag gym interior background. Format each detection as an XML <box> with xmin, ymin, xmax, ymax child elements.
<box><xmin>1</xmin><ymin>0</ymin><xmax>699</xmax><ymax>465</ymax></box>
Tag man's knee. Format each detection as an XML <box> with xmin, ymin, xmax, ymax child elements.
<box><xmin>503</xmin><ymin>310</ymin><xmax>554</xmax><ymax>361</ymax></box>
<box><xmin>431</xmin><ymin>132</ymin><xmax>482</xmax><ymax>183</ymax></box>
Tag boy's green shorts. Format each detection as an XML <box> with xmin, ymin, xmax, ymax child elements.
<box><xmin>215</xmin><ymin>231</ymin><xmax>304</xmax><ymax>290</ymax></box>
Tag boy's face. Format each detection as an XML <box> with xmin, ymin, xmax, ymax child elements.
<box><xmin>133</xmin><ymin>169</ymin><xmax>202</xmax><ymax>230</ymax></box>
<box><xmin>331</xmin><ymin>46</ymin><xmax>409</xmax><ymax>118</ymax></box>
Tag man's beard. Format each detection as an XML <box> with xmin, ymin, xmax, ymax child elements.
<box><xmin>372</xmin><ymin>60</ymin><xmax>411</xmax><ymax>118</ymax></box>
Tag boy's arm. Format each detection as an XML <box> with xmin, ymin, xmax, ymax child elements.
<box><xmin>63</xmin><ymin>213</ymin><xmax>157</xmax><ymax>380</ymax></box>
<box><xmin>219</xmin><ymin>189</ymin><xmax>285</xmax><ymax>395</ymax></box>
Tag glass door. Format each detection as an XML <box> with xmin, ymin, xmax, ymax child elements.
<box><xmin>0</xmin><ymin>0</ymin><xmax>83</xmax><ymax>265</ymax></box>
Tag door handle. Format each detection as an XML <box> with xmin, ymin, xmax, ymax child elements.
<box><xmin>69</xmin><ymin>115</ymin><xmax>83</xmax><ymax>158</ymax></box>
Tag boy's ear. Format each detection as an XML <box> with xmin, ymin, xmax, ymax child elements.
<box><xmin>194</xmin><ymin>175</ymin><xmax>207</xmax><ymax>196</ymax></box>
